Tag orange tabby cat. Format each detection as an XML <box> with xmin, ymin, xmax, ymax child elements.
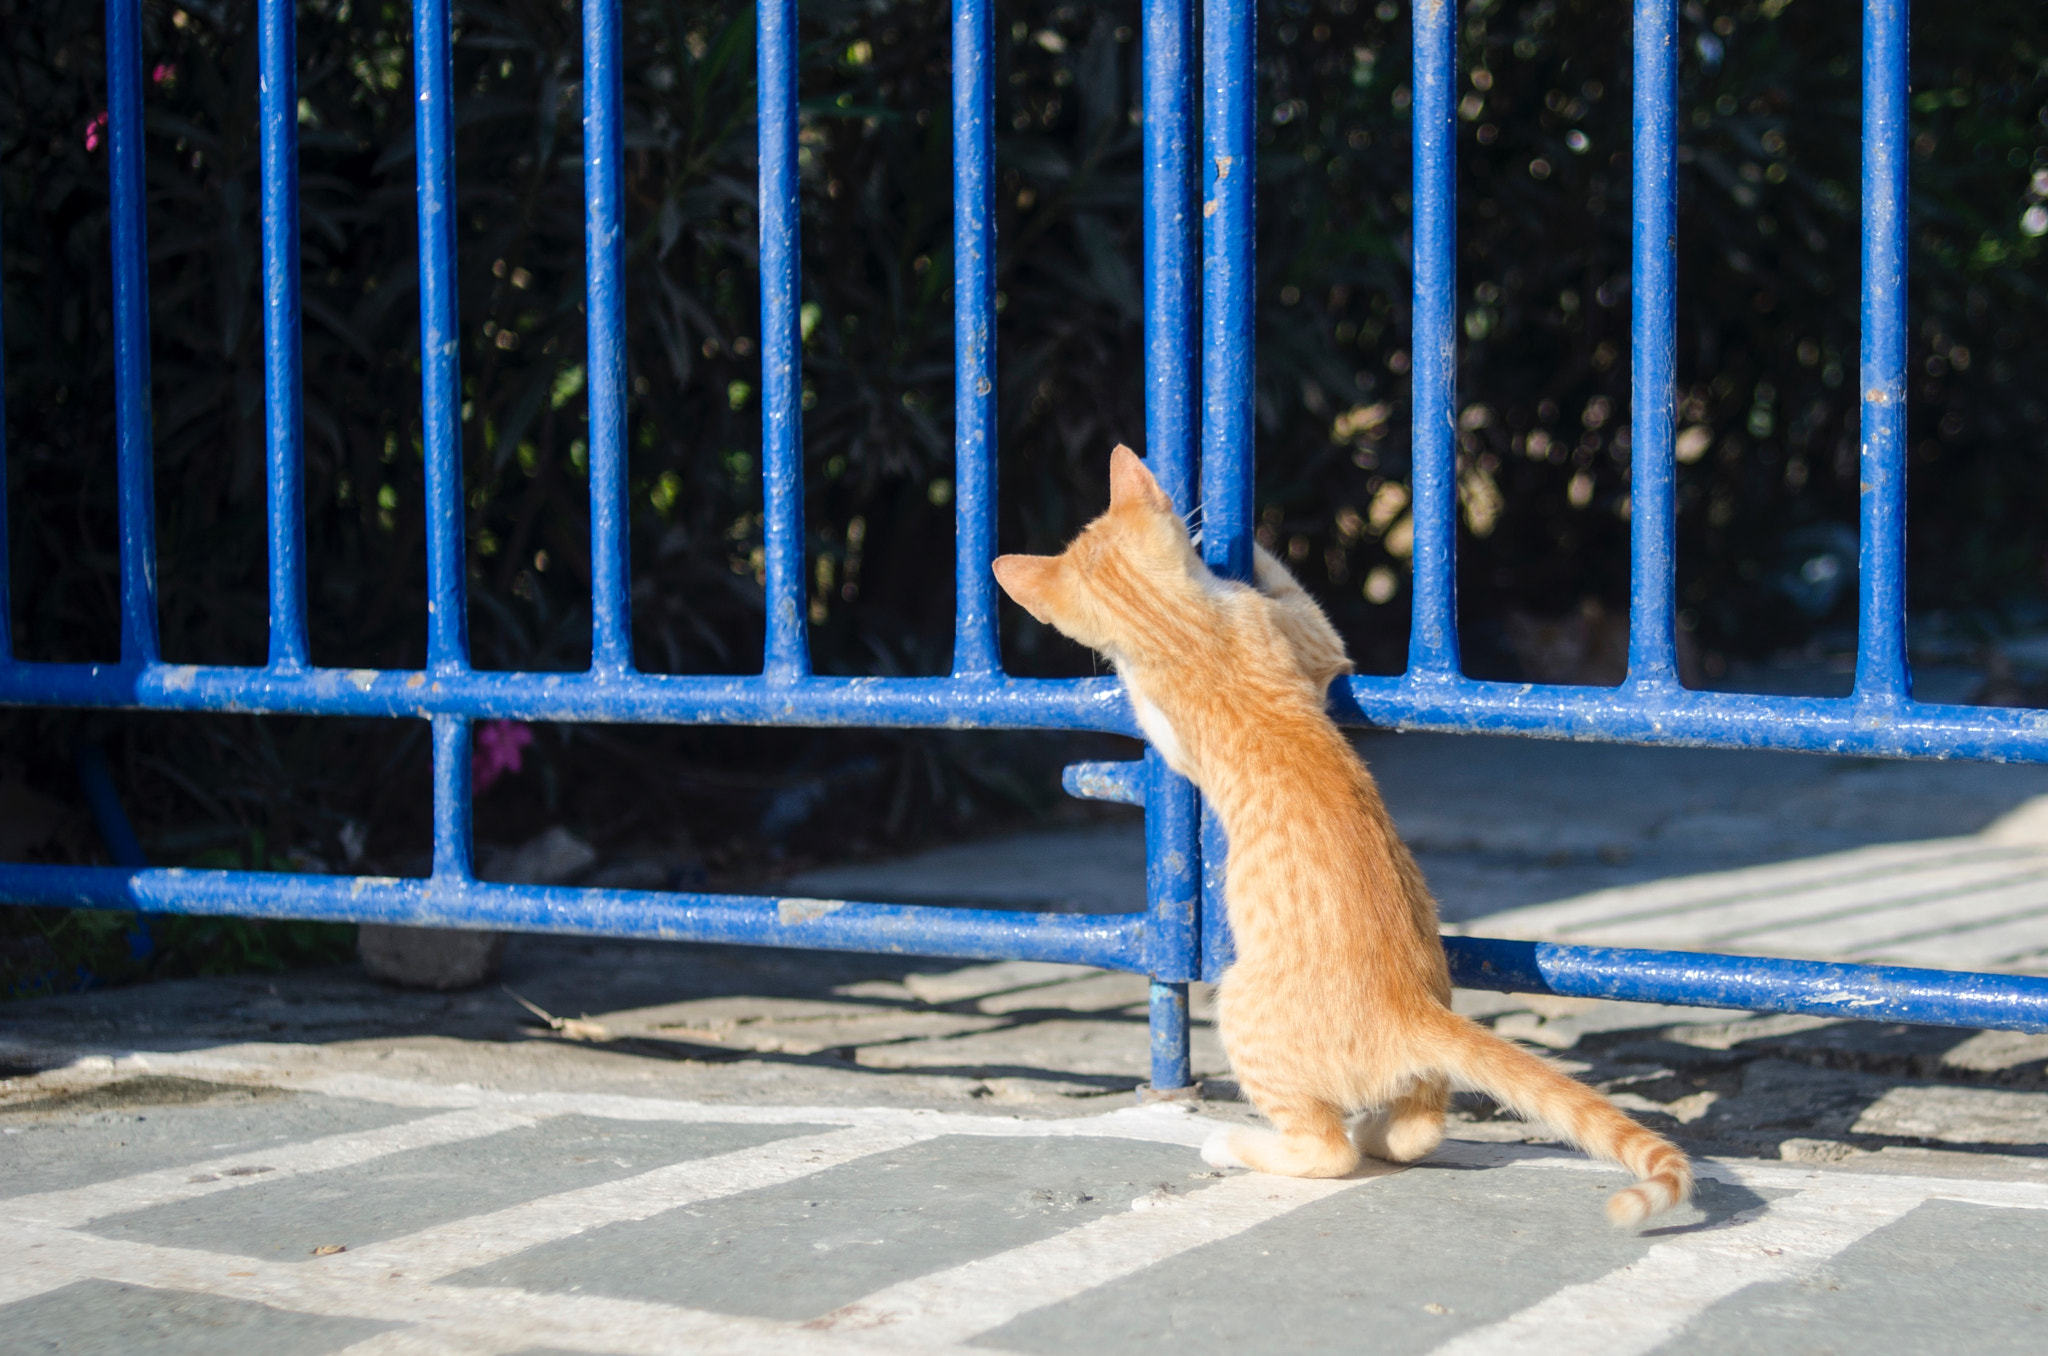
<box><xmin>993</xmin><ymin>446</ymin><xmax>1692</xmax><ymax>1226</ymax></box>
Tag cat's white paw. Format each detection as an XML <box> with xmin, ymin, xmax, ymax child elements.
<box><xmin>1200</xmin><ymin>1128</ymin><xmax>1248</xmax><ymax>1170</ymax></box>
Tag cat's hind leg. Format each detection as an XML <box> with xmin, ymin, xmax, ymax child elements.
<box><xmin>1352</xmin><ymin>1074</ymin><xmax>1448</xmax><ymax>1164</ymax></box>
<box><xmin>1202</xmin><ymin>1096</ymin><xmax>1359</xmax><ymax>1178</ymax></box>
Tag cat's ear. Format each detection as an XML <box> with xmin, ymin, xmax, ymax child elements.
<box><xmin>1254</xmin><ymin>543</ymin><xmax>1354</xmax><ymax>691</ymax></box>
<box><xmin>1107</xmin><ymin>444</ymin><xmax>1172</xmax><ymax>514</ymax></box>
<box><xmin>1251</xmin><ymin>542</ymin><xmax>1310</xmax><ymax>603</ymax></box>
<box><xmin>992</xmin><ymin>554</ymin><xmax>1063</xmax><ymax>625</ymax></box>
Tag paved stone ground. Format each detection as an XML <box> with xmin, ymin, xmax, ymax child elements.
<box><xmin>6</xmin><ymin>732</ymin><xmax>2048</xmax><ymax>1354</ymax></box>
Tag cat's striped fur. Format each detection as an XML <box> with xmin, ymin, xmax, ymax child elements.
<box><xmin>993</xmin><ymin>447</ymin><xmax>1691</xmax><ymax>1226</ymax></box>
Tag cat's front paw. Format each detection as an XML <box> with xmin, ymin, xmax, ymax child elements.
<box><xmin>1200</xmin><ymin>1128</ymin><xmax>1249</xmax><ymax>1170</ymax></box>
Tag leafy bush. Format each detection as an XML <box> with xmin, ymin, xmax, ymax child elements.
<box><xmin>3</xmin><ymin>903</ymin><xmax>357</xmax><ymax>1000</ymax></box>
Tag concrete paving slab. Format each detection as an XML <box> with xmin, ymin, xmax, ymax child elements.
<box><xmin>84</xmin><ymin>1115</ymin><xmax>819</xmax><ymax>1265</ymax></box>
<box><xmin>1654</xmin><ymin>1197</ymin><xmax>2048</xmax><ymax>1356</ymax></box>
<box><xmin>978</xmin><ymin>1166</ymin><xmax>1775</xmax><ymax>1356</ymax></box>
<box><xmin>448</xmin><ymin>1133</ymin><xmax>1196</xmax><ymax>1321</ymax></box>
<box><xmin>0</xmin><ymin>1079</ymin><xmax>424</xmax><ymax>1200</ymax></box>
<box><xmin>5</xmin><ymin>1064</ymin><xmax>2046</xmax><ymax>1356</ymax></box>
<box><xmin>0</xmin><ymin>1277</ymin><xmax>397</xmax><ymax>1356</ymax></box>
<box><xmin>1849</xmin><ymin>1084</ymin><xmax>2048</xmax><ymax>1146</ymax></box>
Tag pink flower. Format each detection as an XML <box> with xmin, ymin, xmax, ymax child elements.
<box><xmin>151</xmin><ymin>63</ymin><xmax>177</xmax><ymax>86</ymax></box>
<box><xmin>84</xmin><ymin>111</ymin><xmax>107</xmax><ymax>152</ymax></box>
<box><xmin>473</xmin><ymin>720</ymin><xmax>535</xmax><ymax>792</ymax></box>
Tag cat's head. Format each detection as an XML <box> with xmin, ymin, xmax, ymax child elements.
<box><xmin>991</xmin><ymin>445</ymin><xmax>1205</xmax><ymax>664</ymax></box>
<box><xmin>993</xmin><ymin>447</ymin><xmax>1353</xmax><ymax>701</ymax></box>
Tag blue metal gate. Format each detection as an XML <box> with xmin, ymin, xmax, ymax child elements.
<box><xmin>3</xmin><ymin>0</ymin><xmax>2046</xmax><ymax>1091</ymax></box>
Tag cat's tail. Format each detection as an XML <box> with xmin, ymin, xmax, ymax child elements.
<box><xmin>1426</xmin><ymin>1012</ymin><xmax>1693</xmax><ymax>1226</ymax></box>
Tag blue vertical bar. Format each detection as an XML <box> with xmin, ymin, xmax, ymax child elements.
<box><xmin>414</xmin><ymin>0</ymin><xmax>467</xmax><ymax>673</ymax></box>
<box><xmin>107</xmin><ymin>0</ymin><xmax>158</xmax><ymax>665</ymax></box>
<box><xmin>259</xmin><ymin>0</ymin><xmax>309</xmax><ymax>670</ymax></box>
<box><xmin>1143</xmin><ymin>749</ymin><xmax>1198</xmax><ymax>1089</ymax></box>
<box><xmin>1406</xmin><ymin>0</ymin><xmax>1458</xmax><ymax>678</ymax></box>
<box><xmin>75</xmin><ymin>741</ymin><xmax>147</xmax><ymax>868</ymax></box>
<box><xmin>951</xmin><ymin>0</ymin><xmax>1000</xmax><ymax>678</ymax></box>
<box><xmin>1143</xmin><ymin>0</ymin><xmax>1199</xmax><ymax>1087</ymax></box>
<box><xmin>585</xmin><ymin>0</ymin><xmax>632</xmax><ymax>675</ymax></box>
<box><xmin>1198</xmin><ymin>0</ymin><xmax>1256</xmax><ymax>982</ymax></box>
<box><xmin>757</xmin><ymin>0</ymin><xmax>809</xmax><ymax>682</ymax></box>
<box><xmin>1144</xmin><ymin>0</ymin><xmax>1197</xmax><ymax>511</ymax></box>
<box><xmin>1200</xmin><ymin>0</ymin><xmax>1255</xmax><ymax>583</ymax></box>
<box><xmin>1200</xmin><ymin>807</ymin><xmax>1233</xmax><ymax>979</ymax></box>
<box><xmin>0</xmin><ymin>204</ymin><xmax>10</xmax><ymax>661</ymax></box>
<box><xmin>1627</xmin><ymin>0</ymin><xmax>1679</xmax><ymax>687</ymax></box>
<box><xmin>1147</xmin><ymin>980</ymin><xmax>1192</xmax><ymax>1092</ymax></box>
<box><xmin>1857</xmin><ymin>0</ymin><xmax>1909</xmax><ymax>704</ymax></box>
<box><xmin>431</xmin><ymin>715</ymin><xmax>474</xmax><ymax>881</ymax></box>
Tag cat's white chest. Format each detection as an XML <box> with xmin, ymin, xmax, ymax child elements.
<box><xmin>1129</xmin><ymin>691</ymin><xmax>1191</xmax><ymax>774</ymax></box>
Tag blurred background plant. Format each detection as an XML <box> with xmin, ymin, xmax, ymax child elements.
<box><xmin>6</xmin><ymin>0</ymin><xmax>2048</xmax><ymax>993</ymax></box>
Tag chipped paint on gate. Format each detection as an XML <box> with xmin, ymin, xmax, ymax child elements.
<box><xmin>778</xmin><ymin>898</ymin><xmax>848</xmax><ymax>926</ymax></box>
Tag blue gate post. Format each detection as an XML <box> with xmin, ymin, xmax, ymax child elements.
<box><xmin>585</xmin><ymin>0</ymin><xmax>633</xmax><ymax>678</ymax></box>
<box><xmin>1626</xmin><ymin>0</ymin><xmax>1680</xmax><ymax>691</ymax></box>
<box><xmin>758</xmin><ymin>0</ymin><xmax>810</xmax><ymax>686</ymax></box>
<box><xmin>952</xmin><ymin>0</ymin><xmax>1001</xmax><ymax>683</ymax></box>
<box><xmin>258</xmin><ymin>0</ymin><xmax>309</xmax><ymax>671</ymax></box>
<box><xmin>0</xmin><ymin>199</ymin><xmax>10</xmax><ymax>662</ymax></box>
<box><xmin>414</xmin><ymin>0</ymin><xmax>473</xmax><ymax>896</ymax></box>
<box><xmin>107</xmin><ymin>0</ymin><xmax>157</xmax><ymax>669</ymax></box>
<box><xmin>433</xmin><ymin>714</ymin><xmax>476</xmax><ymax>883</ymax></box>
<box><xmin>1858</xmin><ymin>0</ymin><xmax>1909</xmax><ymax>708</ymax></box>
<box><xmin>1406</xmin><ymin>0</ymin><xmax>1460</xmax><ymax>687</ymax></box>
<box><xmin>1142</xmin><ymin>751</ymin><xmax>1200</xmax><ymax>1089</ymax></box>
<box><xmin>414</xmin><ymin>0</ymin><xmax>466</xmax><ymax>679</ymax></box>
<box><xmin>1139</xmin><ymin>0</ymin><xmax>1202</xmax><ymax>1090</ymax></box>
<box><xmin>1197</xmin><ymin>0</ymin><xmax>1258</xmax><ymax>986</ymax></box>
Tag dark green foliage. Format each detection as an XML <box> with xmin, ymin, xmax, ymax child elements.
<box><xmin>5</xmin><ymin>0</ymin><xmax>2048</xmax><ymax>988</ymax></box>
<box><xmin>3</xmin><ymin>905</ymin><xmax>357</xmax><ymax>1001</ymax></box>
<box><xmin>1249</xmin><ymin>0</ymin><xmax>2048</xmax><ymax>673</ymax></box>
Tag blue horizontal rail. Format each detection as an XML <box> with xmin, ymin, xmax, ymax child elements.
<box><xmin>1449</xmin><ymin>938</ymin><xmax>2048</xmax><ymax>1035</ymax></box>
<box><xmin>0</xmin><ymin>864</ymin><xmax>1146</xmax><ymax>970</ymax></box>
<box><xmin>8</xmin><ymin>0</ymin><xmax>2043</xmax><ymax>1095</ymax></box>
<box><xmin>15</xmin><ymin>862</ymin><xmax>2043</xmax><ymax>1034</ymax></box>
<box><xmin>7</xmin><ymin>660</ymin><xmax>2048</xmax><ymax>763</ymax></box>
<box><xmin>0</xmin><ymin>665</ymin><xmax>1136</xmax><ymax>729</ymax></box>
